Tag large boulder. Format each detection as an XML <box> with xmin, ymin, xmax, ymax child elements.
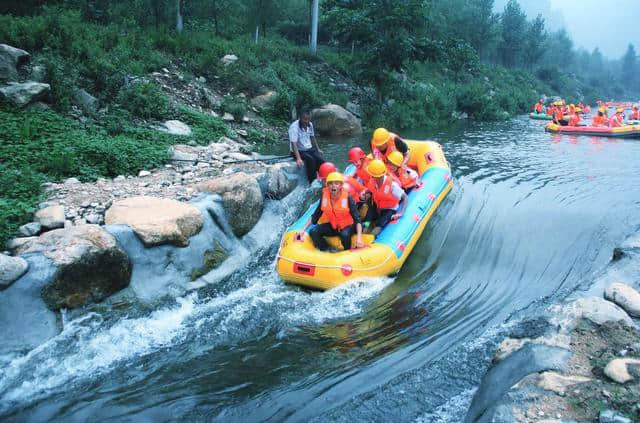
<box><xmin>0</xmin><ymin>253</ymin><xmax>29</xmax><ymax>289</ymax></box>
<box><xmin>105</xmin><ymin>196</ymin><xmax>204</xmax><ymax>247</ymax></box>
<box><xmin>19</xmin><ymin>225</ymin><xmax>132</xmax><ymax>310</ymax></box>
<box><xmin>197</xmin><ymin>172</ymin><xmax>263</xmax><ymax>237</ymax></box>
<box><xmin>0</xmin><ymin>44</ymin><xmax>30</xmax><ymax>81</ymax></box>
<box><xmin>604</xmin><ymin>282</ymin><xmax>640</xmax><ymax>317</ymax></box>
<box><xmin>220</xmin><ymin>54</ymin><xmax>238</xmax><ymax>66</ymax></box>
<box><xmin>311</xmin><ymin>103</ymin><xmax>362</xmax><ymax>136</ymax></box>
<box><xmin>35</xmin><ymin>205</ymin><xmax>65</xmax><ymax>230</ymax></box>
<box><xmin>256</xmin><ymin>162</ymin><xmax>300</xmax><ymax>199</ymax></box>
<box><xmin>604</xmin><ymin>358</ymin><xmax>640</xmax><ymax>384</ymax></box>
<box><xmin>0</xmin><ymin>81</ymin><xmax>50</xmax><ymax>107</ymax></box>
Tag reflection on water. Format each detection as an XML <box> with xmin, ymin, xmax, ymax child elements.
<box><xmin>2</xmin><ymin>116</ymin><xmax>640</xmax><ymax>422</ymax></box>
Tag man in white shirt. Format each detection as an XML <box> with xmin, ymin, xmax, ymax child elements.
<box><xmin>288</xmin><ymin>111</ymin><xmax>325</xmax><ymax>182</ymax></box>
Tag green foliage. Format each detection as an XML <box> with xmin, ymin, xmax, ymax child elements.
<box><xmin>221</xmin><ymin>96</ymin><xmax>247</xmax><ymax>121</ymax></box>
<box><xmin>177</xmin><ymin>106</ymin><xmax>230</xmax><ymax>144</ymax></box>
<box><xmin>116</xmin><ymin>82</ymin><xmax>171</xmax><ymax>120</ymax></box>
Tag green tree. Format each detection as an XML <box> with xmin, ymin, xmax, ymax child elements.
<box><xmin>621</xmin><ymin>43</ymin><xmax>637</xmax><ymax>85</ymax></box>
<box><xmin>497</xmin><ymin>0</ymin><xmax>527</xmax><ymax>67</ymax></box>
<box><xmin>523</xmin><ymin>14</ymin><xmax>546</xmax><ymax>69</ymax></box>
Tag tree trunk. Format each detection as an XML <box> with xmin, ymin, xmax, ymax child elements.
<box><xmin>255</xmin><ymin>25</ymin><xmax>260</xmax><ymax>44</ymax></box>
<box><xmin>310</xmin><ymin>0</ymin><xmax>319</xmax><ymax>54</ymax></box>
<box><xmin>176</xmin><ymin>0</ymin><xmax>183</xmax><ymax>33</ymax></box>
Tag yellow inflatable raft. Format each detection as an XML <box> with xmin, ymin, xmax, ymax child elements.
<box><xmin>276</xmin><ymin>141</ymin><xmax>452</xmax><ymax>290</ymax></box>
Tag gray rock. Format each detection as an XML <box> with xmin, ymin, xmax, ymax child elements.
<box><xmin>138</xmin><ymin>170</ymin><xmax>151</xmax><ymax>177</ymax></box>
<box><xmin>256</xmin><ymin>163</ymin><xmax>300</xmax><ymax>199</ymax></box>
<box><xmin>0</xmin><ymin>253</ymin><xmax>59</xmax><ymax>356</ymax></box>
<box><xmin>220</xmin><ymin>54</ymin><xmax>238</xmax><ymax>66</ymax></box>
<box><xmin>35</xmin><ymin>205</ymin><xmax>65</xmax><ymax>230</ymax></box>
<box><xmin>464</xmin><ymin>344</ymin><xmax>571</xmax><ymax>423</ymax></box>
<box><xmin>18</xmin><ymin>222</ymin><xmax>41</xmax><ymax>237</ymax></box>
<box><xmin>19</xmin><ymin>225</ymin><xmax>132</xmax><ymax>310</ymax></box>
<box><xmin>6</xmin><ymin>236</ymin><xmax>37</xmax><ymax>253</ymax></box>
<box><xmin>0</xmin><ymin>81</ymin><xmax>50</xmax><ymax>107</ymax></box>
<box><xmin>64</xmin><ymin>177</ymin><xmax>80</xmax><ymax>185</ymax></box>
<box><xmin>85</xmin><ymin>213</ymin><xmax>102</xmax><ymax>225</ymax></box>
<box><xmin>250</xmin><ymin>90</ymin><xmax>277</xmax><ymax>110</ymax></box>
<box><xmin>72</xmin><ymin>88</ymin><xmax>99</xmax><ymax>115</ymax></box>
<box><xmin>603</xmin><ymin>358</ymin><xmax>640</xmax><ymax>384</ymax></box>
<box><xmin>169</xmin><ymin>144</ymin><xmax>199</xmax><ymax>162</ymax></box>
<box><xmin>197</xmin><ymin>173</ymin><xmax>263</xmax><ymax>237</ymax></box>
<box><xmin>156</xmin><ymin>120</ymin><xmax>192</xmax><ymax>136</ymax></box>
<box><xmin>550</xmin><ymin>297</ymin><xmax>634</xmax><ymax>333</ymax></box>
<box><xmin>600</xmin><ymin>409</ymin><xmax>632</xmax><ymax>423</ymax></box>
<box><xmin>222</xmin><ymin>112</ymin><xmax>234</xmax><ymax>121</ymax></box>
<box><xmin>0</xmin><ymin>253</ymin><xmax>29</xmax><ymax>289</ymax></box>
<box><xmin>311</xmin><ymin>103</ymin><xmax>362</xmax><ymax>136</ymax></box>
<box><xmin>0</xmin><ymin>44</ymin><xmax>30</xmax><ymax>81</ymax></box>
<box><xmin>604</xmin><ymin>283</ymin><xmax>640</xmax><ymax>317</ymax></box>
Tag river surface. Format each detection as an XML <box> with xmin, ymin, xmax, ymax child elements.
<box><xmin>2</xmin><ymin>116</ymin><xmax>640</xmax><ymax>422</ymax></box>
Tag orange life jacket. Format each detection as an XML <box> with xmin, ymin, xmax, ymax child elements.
<box><xmin>320</xmin><ymin>188</ymin><xmax>354</xmax><ymax>230</ymax></box>
<box><xmin>393</xmin><ymin>167</ymin><xmax>417</xmax><ymax>190</ymax></box>
<box><xmin>535</xmin><ymin>103</ymin><xmax>543</xmax><ymax>113</ymax></box>
<box><xmin>592</xmin><ymin>115</ymin><xmax>606</xmax><ymax>126</ymax></box>
<box><xmin>367</xmin><ymin>176</ymin><xmax>400</xmax><ymax>210</ymax></box>
<box><xmin>546</xmin><ymin>106</ymin><xmax>553</xmax><ymax>115</ymax></box>
<box><xmin>632</xmin><ymin>110</ymin><xmax>639</xmax><ymax>120</ymax></box>
<box><xmin>554</xmin><ymin>108</ymin><xmax>564</xmax><ymax>122</ymax></box>
<box><xmin>371</xmin><ymin>133</ymin><xmax>398</xmax><ymax>161</ymax></box>
<box><xmin>345</xmin><ymin>176</ymin><xmax>366</xmax><ymax>196</ymax></box>
<box><xmin>568</xmin><ymin>114</ymin><xmax>581</xmax><ymax>127</ymax></box>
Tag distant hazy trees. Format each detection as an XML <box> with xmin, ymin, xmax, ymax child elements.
<box><xmin>621</xmin><ymin>44</ymin><xmax>637</xmax><ymax>85</ymax></box>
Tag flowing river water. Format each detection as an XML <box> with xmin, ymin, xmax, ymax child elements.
<box><xmin>1</xmin><ymin>116</ymin><xmax>640</xmax><ymax>421</ymax></box>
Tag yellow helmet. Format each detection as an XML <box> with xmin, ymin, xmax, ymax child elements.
<box><xmin>372</xmin><ymin>128</ymin><xmax>390</xmax><ymax>147</ymax></box>
<box><xmin>617</xmin><ymin>108</ymin><xmax>624</xmax><ymax>113</ymax></box>
<box><xmin>569</xmin><ymin>103</ymin><xmax>574</xmax><ymax>108</ymax></box>
<box><xmin>575</xmin><ymin>107</ymin><xmax>581</xmax><ymax>113</ymax></box>
<box><xmin>387</xmin><ymin>151</ymin><xmax>403</xmax><ymax>167</ymax></box>
<box><xmin>598</xmin><ymin>107</ymin><xmax>606</xmax><ymax>113</ymax></box>
<box><xmin>366</xmin><ymin>159</ymin><xmax>387</xmax><ymax>178</ymax></box>
<box><xmin>325</xmin><ymin>172</ymin><xmax>344</xmax><ymax>184</ymax></box>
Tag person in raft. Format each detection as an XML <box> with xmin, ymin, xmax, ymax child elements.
<box><xmin>370</xmin><ymin>127</ymin><xmax>410</xmax><ymax>167</ymax></box>
<box><xmin>361</xmin><ymin>159</ymin><xmax>408</xmax><ymax>236</ymax></box>
<box><xmin>297</xmin><ymin>172</ymin><xmax>364</xmax><ymax>252</ymax></box>
<box><xmin>319</xmin><ymin>161</ymin><xmax>361</xmax><ymax>198</ymax></box>
<box><xmin>386</xmin><ymin>151</ymin><xmax>419</xmax><ymax>192</ymax></box>
<box><xmin>592</xmin><ymin>108</ymin><xmax>608</xmax><ymax>126</ymax></box>
<box><xmin>609</xmin><ymin>108</ymin><xmax>625</xmax><ymax>127</ymax></box>
<box><xmin>534</xmin><ymin>99</ymin><xmax>543</xmax><ymax>113</ymax></box>
<box><xmin>568</xmin><ymin>107</ymin><xmax>582</xmax><ymax>127</ymax></box>
<box><xmin>552</xmin><ymin>101</ymin><xmax>568</xmax><ymax>126</ymax></box>
<box><xmin>631</xmin><ymin>105</ymin><xmax>639</xmax><ymax>121</ymax></box>
<box><xmin>288</xmin><ymin>111</ymin><xmax>324</xmax><ymax>183</ymax></box>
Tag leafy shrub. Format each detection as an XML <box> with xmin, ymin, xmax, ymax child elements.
<box><xmin>221</xmin><ymin>97</ymin><xmax>247</xmax><ymax>121</ymax></box>
<box><xmin>177</xmin><ymin>106</ymin><xmax>230</xmax><ymax>144</ymax></box>
<box><xmin>116</xmin><ymin>82</ymin><xmax>171</xmax><ymax>120</ymax></box>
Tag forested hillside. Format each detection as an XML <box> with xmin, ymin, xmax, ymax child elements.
<box><xmin>1</xmin><ymin>0</ymin><xmax>638</xmax><ymax>245</ymax></box>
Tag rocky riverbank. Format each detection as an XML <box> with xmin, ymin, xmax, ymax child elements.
<box><xmin>465</xmin><ymin>257</ymin><xmax>640</xmax><ymax>423</ymax></box>
<box><xmin>0</xmin><ymin>40</ymin><xmax>367</xmax><ymax>358</ymax></box>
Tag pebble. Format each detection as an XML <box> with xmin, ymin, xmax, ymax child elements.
<box><xmin>85</xmin><ymin>214</ymin><xmax>102</xmax><ymax>225</ymax></box>
<box><xmin>138</xmin><ymin>170</ymin><xmax>151</xmax><ymax>177</ymax></box>
<box><xmin>602</xmin><ymin>389</ymin><xmax>612</xmax><ymax>398</ymax></box>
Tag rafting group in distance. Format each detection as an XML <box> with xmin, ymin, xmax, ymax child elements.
<box><xmin>530</xmin><ymin>98</ymin><xmax>640</xmax><ymax>138</ymax></box>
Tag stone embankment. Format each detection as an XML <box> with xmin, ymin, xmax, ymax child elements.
<box><xmin>465</xmin><ymin>279</ymin><xmax>640</xmax><ymax>423</ymax></box>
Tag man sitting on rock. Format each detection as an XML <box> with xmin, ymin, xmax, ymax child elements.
<box><xmin>288</xmin><ymin>111</ymin><xmax>325</xmax><ymax>183</ymax></box>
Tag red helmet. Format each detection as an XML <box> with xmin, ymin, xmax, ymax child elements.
<box><xmin>318</xmin><ymin>162</ymin><xmax>337</xmax><ymax>180</ymax></box>
<box><xmin>348</xmin><ymin>147</ymin><xmax>366</xmax><ymax>164</ymax></box>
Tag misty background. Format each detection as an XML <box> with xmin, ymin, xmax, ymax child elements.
<box><xmin>494</xmin><ymin>0</ymin><xmax>640</xmax><ymax>59</ymax></box>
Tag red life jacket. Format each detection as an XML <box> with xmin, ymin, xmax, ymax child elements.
<box><xmin>546</xmin><ymin>106</ymin><xmax>553</xmax><ymax>115</ymax></box>
<box><xmin>568</xmin><ymin>114</ymin><xmax>581</xmax><ymax>127</ymax></box>
<box><xmin>367</xmin><ymin>176</ymin><xmax>400</xmax><ymax>210</ymax></box>
<box><xmin>354</xmin><ymin>157</ymin><xmax>372</xmax><ymax>185</ymax></box>
<box><xmin>320</xmin><ymin>188</ymin><xmax>354</xmax><ymax>230</ymax></box>
<box><xmin>535</xmin><ymin>103</ymin><xmax>543</xmax><ymax>113</ymax></box>
<box><xmin>632</xmin><ymin>110</ymin><xmax>639</xmax><ymax>120</ymax></box>
<box><xmin>371</xmin><ymin>133</ymin><xmax>398</xmax><ymax>161</ymax></box>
